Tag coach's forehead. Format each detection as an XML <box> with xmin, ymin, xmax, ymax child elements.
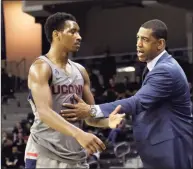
<box><xmin>137</xmin><ymin>27</ymin><xmax>153</xmax><ymax>38</ymax></box>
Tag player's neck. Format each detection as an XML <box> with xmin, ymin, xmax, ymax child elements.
<box><xmin>47</xmin><ymin>45</ymin><xmax>68</xmax><ymax>67</ymax></box>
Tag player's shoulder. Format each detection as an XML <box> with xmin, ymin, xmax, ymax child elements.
<box><xmin>69</xmin><ymin>59</ymin><xmax>85</xmax><ymax>70</ymax></box>
<box><xmin>29</xmin><ymin>57</ymin><xmax>51</xmax><ymax>77</ymax></box>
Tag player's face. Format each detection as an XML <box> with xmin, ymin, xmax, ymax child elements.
<box><xmin>57</xmin><ymin>20</ymin><xmax>82</xmax><ymax>52</ymax></box>
<box><xmin>136</xmin><ymin>27</ymin><xmax>161</xmax><ymax>62</ymax></box>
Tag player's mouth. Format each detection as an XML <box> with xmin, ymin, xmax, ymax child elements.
<box><xmin>74</xmin><ymin>42</ymin><xmax>81</xmax><ymax>48</ymax></box>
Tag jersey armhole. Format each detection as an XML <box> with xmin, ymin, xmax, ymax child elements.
<box><xmin>37</xmin><ymin>57</ymin><xmax>53</xmax><ymax>86</ymax></box>
<box><xmin>48</xmin><ymin>74</ymin><xmax>52</xmax><ymax>86</ymax></box>
<box><xmin>44</xmin><ymin>55</ymin><xmax>53</xmax><ymax>86</ymax></box>
<box><xmin>70</xmin><ymin>61</ymin><xmax>84</xmax><ymax>82</ymax></box>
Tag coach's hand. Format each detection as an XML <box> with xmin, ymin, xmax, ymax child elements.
<box><xmin>74</xmin><ymin>131</ymin><xmax>106</xmax><ymax>155</ymax></box>
<box><xmin>61</xmin><ymin>94</ymin><xmax>91</xmax><ymax>121</ymax></box>
<box><xmin>109</xmin><ymin>105</ymin><xmax>126</xmax><ymax>128</ymax></box>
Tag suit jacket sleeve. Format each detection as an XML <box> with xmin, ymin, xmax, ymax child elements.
<box><xmin>99</xmin><ymin>67</ymin><xmax>173</xmax><ymax>117</ymax></box>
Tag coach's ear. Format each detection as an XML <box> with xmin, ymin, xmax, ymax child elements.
<box><xmin>157</xmin><ymin>38</ymin><xmax>165</xmax><ymax>50</ymax></box>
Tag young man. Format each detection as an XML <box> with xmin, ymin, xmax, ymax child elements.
<box><xmin>62</xmin><ymin>19</ymin><xmax>193</xmax><ymax>169</ymax></box>
<box><xmin>25</xmin><ymin>12</ymin><xmax>125</xmax><ymax>168</ymax></box>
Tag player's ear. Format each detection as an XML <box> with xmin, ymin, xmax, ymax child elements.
<box><xmin>53</xmin><ymin>30</ymin><xmax>60</xmax><ymax>41</ymax></box>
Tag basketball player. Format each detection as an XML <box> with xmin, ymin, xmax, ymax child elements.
<box><xmin>25</xmin><ymin>12</ymin><xmax>125</xmax><ymax>168</ymax></box>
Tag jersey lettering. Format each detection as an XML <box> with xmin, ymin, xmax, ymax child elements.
<box><xmin>51</xmin><ymin>84</ymin><xmax>83</xmax><ymax>95</ymax></box>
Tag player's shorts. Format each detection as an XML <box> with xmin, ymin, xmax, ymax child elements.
<box><xmin>25</xmin><ymin>135</ymin><xmax>89</xmax><ymax>168</ymax></box>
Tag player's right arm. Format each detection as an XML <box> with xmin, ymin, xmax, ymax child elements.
<box><xmin>28</xmin><ymin>59</ymin><xmax>105</xmax><ymax>154</ymax></box>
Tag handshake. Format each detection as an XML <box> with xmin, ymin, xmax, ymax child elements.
<box><xmin>59</xmin><ymin>94</ymin><xmax>125</xmax><ymax>155</ymax></box>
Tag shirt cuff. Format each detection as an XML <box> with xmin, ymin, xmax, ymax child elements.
<box><xmin>94</xmin><ymin>105</ymin><xmax>104</xmax><ymax>118</ymax></box>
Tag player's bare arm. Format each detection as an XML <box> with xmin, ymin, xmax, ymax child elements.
<box><xmin>28</xmin><ymin>60</ymin><xmax>106</xmax><ymax>153</ymax></box>
<box><xmin>61</xmin><ymin>65</ymin><xmax>125</xmax><ymax>128</ymax></box>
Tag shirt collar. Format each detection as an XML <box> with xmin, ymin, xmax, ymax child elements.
<box><xmin>147</xmin><ymin>50</ymin><xmax>166</xmax><ymax>71</ymax></box>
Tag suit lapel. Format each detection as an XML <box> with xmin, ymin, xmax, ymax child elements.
<box><xmin>142</xmin><ymin>52</ymin><xmax>171</xmax><ymax>86</ymax></box>
<box><xmin>154</xmin><ymin>51</ymin><xmax>170</xmax><ymax>67</ymax></box>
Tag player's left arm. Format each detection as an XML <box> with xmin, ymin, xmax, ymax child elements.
<box><xmin>80</xmin><ymin>66</ymin><xmax>123</xmax><ymax>128</ymax></box>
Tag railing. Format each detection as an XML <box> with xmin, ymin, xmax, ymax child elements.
<box><xmin>3</xmin><ymin>58</ymin><xmax>27</xmax><ymax>91</ymax></box>
<box><xmin>4</xmin><ymin>58</ymin><xmax>27</xmax><ymax>79</ymax></box>
<box><xmin>16</xmin><ymin>58</ymin><xmax>27</xmax><ymax>79</ymax></box>
<box><xmin>3</xmin><ymin>47</ymin><xmax>192</xmax><ymax>77</ymax></box>
<box><xmin>72</xmin><ymin>47</ymin><xmax>193</xmax><ymax>64</ymax></box>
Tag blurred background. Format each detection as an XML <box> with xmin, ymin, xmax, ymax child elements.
<box><xmin>1</xmin><ymin>0</ymin><xmax>193</xmax><ymax>168</ymax></box>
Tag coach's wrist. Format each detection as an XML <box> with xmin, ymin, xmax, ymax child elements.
<box><xmin>88</xmin><ymin>105</ymin><xmax>97</xmax><ymax>118</ymax></box>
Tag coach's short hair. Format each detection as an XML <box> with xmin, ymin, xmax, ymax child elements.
<box><xmin>44</xmin><ymin>12</ymin><xmax>76</xmax><ymax>43</ymax></box>
<box><xmin>141</xmin><ymin>19</ymin><xmax>168</xmax><ymax>41</ymax></box>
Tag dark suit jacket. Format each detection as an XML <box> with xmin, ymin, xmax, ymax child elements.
<box><xmin>99</xmin><ymin>52</ymin><xmax>193</xmax><ymax>168</ymax></box>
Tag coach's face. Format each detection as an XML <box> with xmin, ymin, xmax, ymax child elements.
<box><xmin>136</xmin><ymin>27</ymin><xmax>162</xmax><ymax>62</ymax></box>
<box><xmin>53</xmin><ymin>20</ymin><xmax>82</xmax><ymax>52</ymax></box>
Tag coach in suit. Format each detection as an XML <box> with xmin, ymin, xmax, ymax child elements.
<box><xmin>61</xmin><ymin>19</ymin><xmax>193</xmax><ymax>169</ymax></box>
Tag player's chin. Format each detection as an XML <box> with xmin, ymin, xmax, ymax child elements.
<box><xmin>71</xmin><ymin>46</ymin><xmax>80</xmax><ymax>52</ymax></box>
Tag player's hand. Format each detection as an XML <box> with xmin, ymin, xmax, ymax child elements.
<box><xmin>61</xmin><ymin>94</ymin><xmax>91</xmax><ymax>121</ymax></box>
<box><xmin>74</xmin><ymin>131</ymin><xmax>106</xmax><ymax>155</ymax></box>
<box><xmin>108</xmin><ymin>105</ymin><xmax>125</xmax><ymax>128</ymax></box>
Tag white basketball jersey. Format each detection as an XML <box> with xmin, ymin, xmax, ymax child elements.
<box><xmin>28</xmin><ymin>56</ymin><xmax>87</xmax><ymax>164</ymax></box>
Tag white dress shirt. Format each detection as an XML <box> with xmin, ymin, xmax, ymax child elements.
<box><xmin>94</xmin><ymin>50</ymin><xmax>167</xmax><ymax>118</ymax></box>
<box><xmin>147</xmin><ymin>50</ymin><xmax>166</xmax><ymax>71</ymax></box>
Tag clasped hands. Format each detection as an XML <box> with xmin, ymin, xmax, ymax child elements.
<box><xmin>60</xmin><ymin>94</ymin><xmax>125</xmax><ymax>129</ymax></box>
